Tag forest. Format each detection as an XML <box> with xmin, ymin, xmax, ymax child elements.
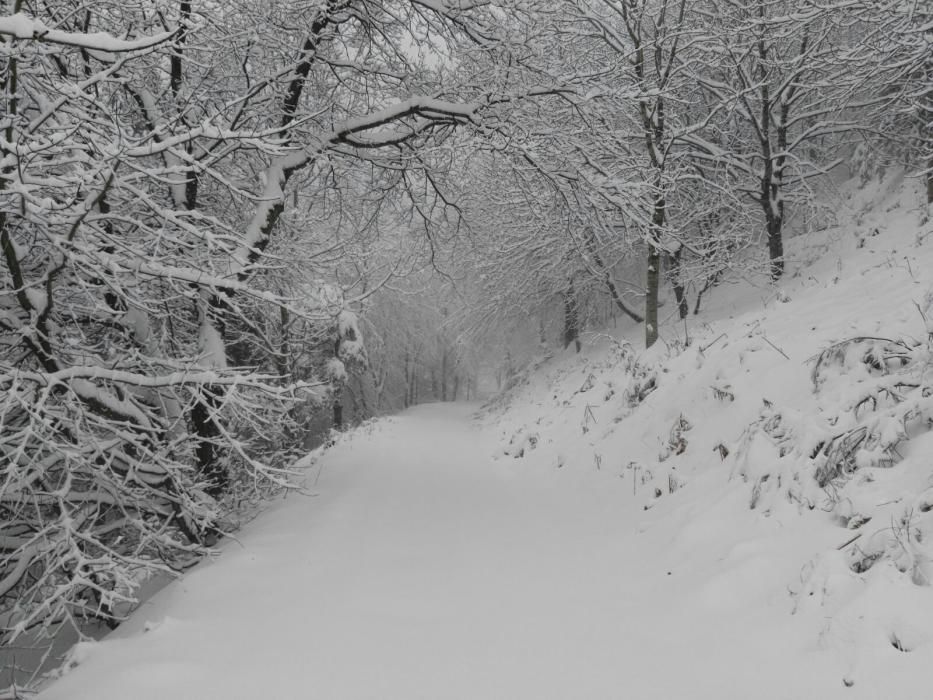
<box><xmin>1</xmin><ymin>0</ymin><xmax>930</xmax><ymax>684</ymax></box>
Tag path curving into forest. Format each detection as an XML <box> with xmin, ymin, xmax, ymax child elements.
<box><xmin>39</xmin><ymin>404</ymin><xmax>889</xmax><ymax>699</ymax></box>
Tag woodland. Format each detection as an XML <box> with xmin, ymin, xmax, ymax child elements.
<box><xmin>0</xmin><ymin>0</ymin><xmax>930</xmax><ymax>678</ymax></box>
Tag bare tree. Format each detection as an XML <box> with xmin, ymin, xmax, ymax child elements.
<box><xmin>842</xmin><ymin>0</ymin><xmax>932</xmax><ymax>203</ymax></box>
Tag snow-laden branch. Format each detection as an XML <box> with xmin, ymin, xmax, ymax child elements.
<box><xmin>0</xmin><ymin>13</ymin><xmax>174</xmax><ymax>52</ymax></box>
<box><xmin>7</xmin><ymin>366</ymin><xmax>324</xmax><ymax>392</ymax></box>
<box><xmin>410</xmin><ymin>0</ymin><xmax>489</xmax><ymax>14</ymax></box>
<box><xmin>233</xmin><ymin>96</ymin><xmax>481</xmax><ymax>277</ymax></box>
<box><xmin>0</xmin><ymin>543</ymin><xmax>39</xmax><ymax>599</ymax></box>
<box><xmin>335</xmin><ymin>97</ymin><xmax>480</xmax><ymax>137</ymax></box>
<box><xmin>122</xmin><ymin>118</ymin><xmax>316</xmax><ymax>159</ymax></box>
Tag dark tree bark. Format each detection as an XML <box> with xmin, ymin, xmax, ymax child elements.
<box><xmin>666</xmin><ymin>248</ymin><xmax>689</xmax><ymax>320</ymax></box>
<box><xmin>190</xmin><ymin>387</ymin><xmax>226</xmax><ymax>496</ymax></box>
<box><xmin>645</xmin><ymin>242</ymin><xmax>660</xmax><ymax>348</ymax></box>
<box><xmin>927</xmin><ymin>157</ymin><xmax>933</xmax><ymax>204</ymax></box>
<box><xmin>563</xmin><ymin>281</ymin><xmax>581</xmax><ymax>352</ymax></box>
<box><xmin>583</xmin><ymin>228</ymin><xmax>644</xmax><ymax>323</ymax></box>
<box><xmin>187</xmin><ymin>2</ymin><xmax>345</xmax><ymax>488</ymax></box>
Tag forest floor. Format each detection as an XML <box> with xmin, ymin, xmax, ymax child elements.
<box><xmin>36</xmin><ymin>172</ymin><xmax>933</xmax><ymax>699</ymax></box>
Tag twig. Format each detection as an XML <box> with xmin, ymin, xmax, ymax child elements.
<box><xmin>836</xmin><ymin>532</ymin><xmax>862</xmax><ymax>550</ymax></box>
<box><xmin>762</xmin><ymin>335</ymin><xmax>790</xmax><ymax>360</ymax></box>
<box><xmin>806</xmin><ymin>336</ymin><xmax>906</xmax><ymax>364</ymax></box>
<box><xmin>312</xmin><ymin>459</ymin><xmax>326</xmax><ymax>488</ymax></box>
<box><xmin>626</xmin><ymin>462</ymin><xmax>641</xmax><ymax>496</ymax></box>
<box><xmin>699</xmin><ymin>333</ymin><xmax>726</xmax><ymax>353</ymax></box>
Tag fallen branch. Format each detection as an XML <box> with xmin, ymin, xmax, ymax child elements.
<box><xmin>836</xmin><ymin>532</ymin><xmax>863</xmax><ymax>550</ymax></box>
<box><xmin>700</xmin><ymin>333</ymin><xmax>726</xmax><ymax>353</ymax></box>
<box><xmin>762</xmin><ymin>335</ymin><xmax>790</xmax><ymax>360</ymax></box>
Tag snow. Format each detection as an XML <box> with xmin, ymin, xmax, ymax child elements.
<box><xmin>70</xmin><ymin>378</ymin><xmax>153</xmax><ymax>431</ymax></box>
<box><xmin>0</xmin><ymin>13</ymin><xmax>174</xmax><ymax>53</ymax></box>
<box><xmin>23</xmin><ymin>288</ymin><xmax>47</xmax><ymax>315</ymax></box>
<box><xmin>34</xmin><ymin>171</ymin><xmax>933</xmax><ymax>698</ymax></box>
<box><xmin>197</xmin><ymin>318</ymin><xmax>227</xmax><ymax>370</ymax></box>
<box><xmin>25</xmin><ymin>408</ymin><xmax>755</xmax><ymax>697</ymax></box>
<box><xmin>325</xmin><ymin>356</ymin><xmax>347</xmax><ymax>382</ymax></box>
<box><xmin>338</xmin><ymin>309</ymin><xmax>359</xmax><ymax>338</ymax></box>
<box><xmin>36</xmin><ymin>406</ymin><xmax>931</xmax><ymax>700</ymax></box>
<box><xmin>335</xmin><ymin>97</ymin><xmax>479</xmax><ymax>137</ymax></box>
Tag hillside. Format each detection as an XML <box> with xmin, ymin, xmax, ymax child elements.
<box><xmin>26</xmin><ymin>171</ymin><xmax>933</xmax><ymax>699</ymax></box>
<box><xmin>480</xmin><ymin>170</ymin><xmax>933</xmax><ymax>692</ymax></box>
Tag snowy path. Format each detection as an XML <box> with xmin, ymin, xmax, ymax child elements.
<box><xmin>40</xmin><ymin>404</ymin><xmax>904</xmax><ymax>699</ymax></box>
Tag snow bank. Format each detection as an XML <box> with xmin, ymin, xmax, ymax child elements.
<box><xmin>478</xmin><ymin>170</ymin><xmax>933</xmax><ymax>693</ymax></box>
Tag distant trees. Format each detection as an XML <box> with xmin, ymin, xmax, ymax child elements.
<box><xmin>451</xmin><ymin>0</ymin><xmax>929</xmax><ymax>352</ymax></box>
<box><xmin>360</xmin><ymin>273</ymin><xmax>478</xmax><ymax>411</ymax></box>
<box><xmin>577</xmin><ymin>0</ymin><xmax>696</xmax><ymax>346</ymax></box>
<box><xmin>844</xmin><ymin>0</ymin><xmax>932</xmax><ymax>203</ymax></box>
<box><xmin>684</xmin><ymin>1</ymin><xmax>864</xmax><ymax>279</ymax></box>
<box><xmin>450</xmin><ymin>0</ymin><xmax>717</xmax><ymax>348</ymax></box>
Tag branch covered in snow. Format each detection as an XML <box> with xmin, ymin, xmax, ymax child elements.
<box><xmin>0</xmin><ymin>13</ymin><xmax>175</xmax><ymax>52</ymax></box>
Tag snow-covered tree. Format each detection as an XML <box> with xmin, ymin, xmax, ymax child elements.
<box><xmin>842</xmin><ymin>0</ymin><xmax>932</xmax><ymax>203</ymax></box>
<box><xmin>685</xmin><ymin>0</ymin><xmax>878</xmax><ymax>278</ymax></box>
<box><xmin>0</xmin><ymin>0</ymin><xmax>504</xmax><ymax>661</ymax></box>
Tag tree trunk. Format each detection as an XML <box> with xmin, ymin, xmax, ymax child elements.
<box><xmin>440</xmin><ymin>350</ymin><xmax>448</xmax><ymax>401</ymax></box>
<box><xmin>693</xmin><ymin>273</ymin><xmax>720</xmax><ymax>315</ymax></box>
<box><xmin>563</xmin><ymin>282</ymin><xmax>581</xmax><ymax>352</ymax></box>
<box><xmin>190</xmin><ymin>387</ymin><xmax>226</xmax><ymax>496</ymax></box>
<box><xmin>583</xmin><ymin>228</ymin><xmax>644</xmax><ymax>323</ymax></box>
<box><xmin>331</xmin><ymin>333</ymin><xmax>347</xmax><ymax>431</ymax></box>
<box><xmin>927</xmin><ymin>157</ymin><xmax>933</xmax><ymax>204</ymax></box>
<box><xmin>645</xmin><ymin>243</ymin><xmax>660</xmax><ymax>348</ymax></box>
<box><xmin>169</xmin><ymin>0</ymin><xmax>230</xmax><ymax>497</ymax></box>
<box><xmin>666</xmin><ymin>248</ymin><xmax>688</xmax><ymax>320</ymax></box>
<box><xmin>761</xmin><ymin>160</ymin><xmax>785</xmax><ymax>280</ymax></box>
<box><xmin>772</xmin><ymin>102</ymin><xmax>789</xmax><ymax>280</ymax></box>
<box><xmin>766</xmin><ymin>208</ymin><xmax>784</xmax><ymax>280</ymax></box>
<box><xmin>645</xmin><ymin>185</ymin><xmax>665</xmax><ymax>348</ymax></box>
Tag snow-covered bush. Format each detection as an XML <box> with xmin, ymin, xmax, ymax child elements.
<box><xmin>726</xmin><ymin>327</ymin><xmax>933</xmax><ymax>592</ymax></box>
<box><xmin>809</xmin><ymin>336</ymin><xmax>932</xmax><ymax>489</ymax></box>
<box><xmin>0</xmin><ymin>7</ymin><xmax>320</xmax><ymax>655</ymax></box>
<box><xmin>2</xmin><ymin>0</ymin><xmax>491</xmax><ymax>660</ymax></box>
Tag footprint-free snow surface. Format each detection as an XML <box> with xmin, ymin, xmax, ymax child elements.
<box><xmin>39</xmin><ymin>402</ymin><xmax>930</xmax><ymax>699</ymax></box>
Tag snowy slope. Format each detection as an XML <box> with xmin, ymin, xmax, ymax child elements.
<box><xmin>30</xmin><ymin>172</ymin><xmax>933</xmax><ymax>699</ymax></box>
<box><xmin>480</xmin><ymin>170</ymin><xmax>933</xmax><ymax>693</ymax></box>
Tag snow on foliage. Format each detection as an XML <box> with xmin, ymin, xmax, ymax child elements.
<box><xmin>338</xmin><ymin>309</ymin><xmax>360</xmax><ymax>339</ymax></box>
<box><xmin>198</xmin><ymin>318</ymin><xmax>229</xmax><ymax>370</ymax></box>
<box><xmin>0</xmin><ymin>1</ymin><xmax>389</xmax><ymax>676</ymax></box>
<box><xmin>479</xmin><ymin>172</ymin><xmax>933</xmax><ymax>689</ymax></box>
<box><xmin>325</xmin><ymin>357</ymin><xmax>348</xmax><ymax>383</ymax></box>
<box><xmin>336</xmin><ymin>309</ymin><xmax>366</xmax><ymax>369</ymax></box>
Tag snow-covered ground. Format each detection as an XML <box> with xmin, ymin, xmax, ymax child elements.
<box><xmin>34</xmin><ymin>172</ymin><xmax>933</xmax><ymax>698</ymax></box>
